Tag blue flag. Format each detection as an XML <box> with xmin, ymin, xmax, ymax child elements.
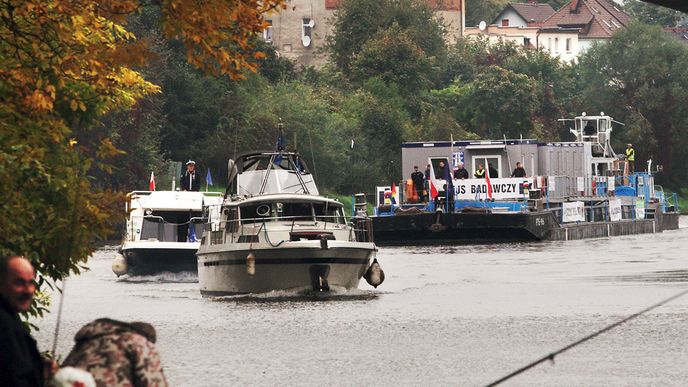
<box><xmin>187</xmin><ymin>223</ymin><xmax>198</xmax><ymax>243</ymax></box>
<box><xmin>205</xmin><ymin>169</ymin><xmax>213</xmax><ymax>186</ymax></box>
<box><xmin>276</xmin><ymin>132</ymin><xmax>285</xmax><ymax>151</ymax></box>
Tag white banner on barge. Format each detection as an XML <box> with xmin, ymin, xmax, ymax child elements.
<box><xmin>609</xmin><ymin>199</ymin><xmax>622</xmax><ymax>222</ymax></box>
<box><xmin>433</xmin><ymin>178</ymin><xmax>533</xmax><ymax>200</ymax></box>
<box><xmin>562</xmin><ymin>201</ymin><xmax>585</xmax><ymax>223</ymax></box>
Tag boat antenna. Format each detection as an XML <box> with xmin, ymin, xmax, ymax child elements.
<box><xmin>485</xmin><ymin>288</ymin><xmax>688</xmax><ymax>386</ymax></box>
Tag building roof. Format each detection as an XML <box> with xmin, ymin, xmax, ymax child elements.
<box><xmin>540</xmin><ymin>0</ymin><xmax>631</xmax><ymax>39</ymax></box>
<box><xmin>508</xmin><ymin>2</ymin><xmax>556</xmax><ymax>25</ymax></box>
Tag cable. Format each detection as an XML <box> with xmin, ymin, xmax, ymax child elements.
<box><xmin>485</xmin><ymin>288</ymin><xmax>688</xmax><ymax>386</ymax></box>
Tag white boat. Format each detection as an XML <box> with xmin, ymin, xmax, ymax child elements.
<box><xmin>196</xmin><ymin>151</ymin><xmax>380</xmax><ymax>295</ymax></box>
<box><xmin>112</xmin><ymin>190</ymin><xmax>223</xmax><ymax>276</ymax></box>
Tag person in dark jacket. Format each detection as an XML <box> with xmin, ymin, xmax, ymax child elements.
<box><xmin>62</xmin><ymin>318</ymin><xmax>168</xmax><ymax>387</ymax></box>
<box><xmin>0</xmin><ymin>255</ymin><xmax>47</xmax><ymax>387</ymax></box>
<box><xmin>180</xmin><ymin>160</ymin><xmax>201</xmax><ymax>192</ymax></box>
<box><xmin>410</xmin><ymin>165</ymin><xmax>425</xmax><ymax>202</ymax></box>
<box><xmin>454</xmin><ymin>163</ymin><xmax>469</xmax><ymax>179</ymax></box>
<box><xmin>511</xmin><ymin>162</ymin><xmax>527</xmax><ymax>177</ymax></box>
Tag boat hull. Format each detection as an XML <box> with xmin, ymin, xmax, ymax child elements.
<box><xmin>197</xmin><ymin>242</ymin><xmax>375</xmax><ymax>295</ymax></box>
<box><xmin>371</xmin><ymin>210</ymin><xmax>680</xmax><ymax>245</ymax></box>
<box><xmin>121</xmin><ymin>241</ymin><xmax>200</xmax><ymax>275</ymax></box>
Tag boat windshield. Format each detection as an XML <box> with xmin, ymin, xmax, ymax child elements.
<box><xmin>238</xmin><ymin>201</ymin><xmax>344</xmax><ymax>224</ymax></box>
<box><xmin>140</xmin><ymin>210</ymin><xmax>202</xmax><ymax>242</ymax></box>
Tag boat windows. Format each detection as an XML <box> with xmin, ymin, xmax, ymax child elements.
<box><xmin>140</xmin><ymin>210</ymin><xmax>202</xmax><ymax>242</ymax></box>
<box><xmin>314</xmin><ymin>203</ymin><xmax>345</xmax><ymax>224</ymax></box>
<box><xmin>281</xmin><ymin>202</ymin><xmax>314</xmax><ymax>221</ymax></box>
<box><xmin>239</xmin><ymin>203</ymin><xmax>273</xmax><ymax>224</ymax></box>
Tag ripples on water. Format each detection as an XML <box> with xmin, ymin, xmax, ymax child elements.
<box><xmin>35</xmin><ymin>217</ymin><xmax>688</xmax><ymax>386</ymax></box>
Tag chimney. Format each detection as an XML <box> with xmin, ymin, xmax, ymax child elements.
<box><xmin>570</xmin><ymin>0</ymin><xmax>581</xmax><ymax>12</ymax></box>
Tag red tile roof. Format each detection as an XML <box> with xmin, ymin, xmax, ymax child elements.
<box><xmin>540</xmin><ymin>0</ymin><xmax>630</xmax><ymax>39</ymax></box>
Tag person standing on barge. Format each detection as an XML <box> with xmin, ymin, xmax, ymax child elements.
<box><xmin>625</xmin><ymin>144</ymin><xmax>635</xmax><ymax>173</ymax></box>
<box><xmin>411</xmin><ymin>165</ymin><xmax>425</xmax><ymax>202</ymax></box>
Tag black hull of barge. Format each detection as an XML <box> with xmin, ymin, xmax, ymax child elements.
<box><xmin>371</xmin><ymin>211</ymin><xmax>681</xmax><ymax>246</ymax></box>
<box><xmin>372</xmin><ymin>211</ymin><xmax>559</xmax><ymax>246</ymax></box>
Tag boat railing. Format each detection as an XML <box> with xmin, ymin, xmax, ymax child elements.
<box><xmin>208</xmin><ymin>215</ymin><xmax>367</xmax><ymax>245</ymax></box>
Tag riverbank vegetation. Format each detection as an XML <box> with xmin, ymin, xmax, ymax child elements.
<box><xmin>2</xmin><ymin>0</ymin><xmax>687</xmax><ymax>320</ymax></box>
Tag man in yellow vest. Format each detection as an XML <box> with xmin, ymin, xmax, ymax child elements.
<box><xmin>625</xmin><ymin>143</ymin><xmax>635</xmax><ymax>173</ymax></box>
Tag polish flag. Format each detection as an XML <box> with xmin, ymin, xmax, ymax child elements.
<box><xmin>149</xmin><ymin>172</ymin><xmax>156</xmax><ymax>191</ymax></box>
<box><xmin>430</xmin><ymin>179</ymin><xmax>439</xmax><ymax>200</ymax></box>
<box><xmin>485</xmin><ymin>167</ymin><xmax>493</xmax><ymax>200</ymax></box>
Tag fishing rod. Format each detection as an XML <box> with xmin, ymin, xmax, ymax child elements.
<box><xmin>485</xmin><ymin>288</ymin><xmax>688</xmax><ymax>386</ymax></box>
<box><xmin>51</xmin><ymin>277</ymin><xmax>67</xmax><ymax>355</ymax></box>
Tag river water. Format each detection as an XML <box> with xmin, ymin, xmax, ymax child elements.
<box><xmin>36</xmin><ymin>217</ymin><xmax>688</xmax><ymax>386</ymax></box>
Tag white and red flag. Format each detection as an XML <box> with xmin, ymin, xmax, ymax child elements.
<box><xmin>485</xmin><ymin>166</ymin><xmax>493</xmax><ymax>200</ymax></box>
<box><xmin>149</xmin><ymin>172</ymin><xmax>156</xmax><ymax>191</ymax></box>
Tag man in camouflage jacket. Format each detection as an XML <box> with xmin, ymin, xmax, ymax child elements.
<box><xmin>62</xmin><ymin>318</ymin><xmax>168</xmax><ymax>387</ymax></box>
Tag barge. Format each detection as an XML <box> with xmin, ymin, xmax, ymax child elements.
<box><xmin>367</xmin><ymin>113</ymin><xmax>680</xmax><ymax>245</ymax></box>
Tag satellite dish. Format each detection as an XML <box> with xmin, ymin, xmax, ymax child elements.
<box><xmin>302</xmin><ymin>35</ymin><xmax>311</xmax><ymax>47</ymax></box>
<box><xmin>308</xmin><ymin>19</ymin><xmax>315</xmax><ymax>28</ymax></box>
<box><xmin>478</xmin><ymin>21</ymin><xmax>487</xmax><ymax>31</ymax></box>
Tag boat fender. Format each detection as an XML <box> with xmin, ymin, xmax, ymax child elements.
<box><xmin>320</xmin><ymin>235</ymin><xmax>329</xmax><ymax>250</ymax></box>
<box><xmin>246</xmin><ymin>252</ymin><xmax>256</xmax><ymax>276</ymax></box>
<box><xmin>364</xmin><ymin>258</ymin><xmax>385</xmax><ymax>288</ymax></box>
<box><xmin>112</xmin><ymin>254</ymin><xmax>128</xmax><ymax>277</ymax></box>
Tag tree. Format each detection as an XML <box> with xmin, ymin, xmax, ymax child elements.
<box><xmin>1</xmin><ymin>0</ymin><xmax>284</xmax><ymax>325</ymax></box>
<box><xmin>326</xmin><ymin>0</ymin><xmax>446</xmax><ymax>76</ymax></box>
<box><xmin>624</xmin><ymin>0</ymin><xmax>686</xmax><ymax>27</ymax></box>
<box><xmin>578</xmin><ymin>22</ymin><xmax>688</xmax><ymax>187</ymax></box>
<box><xmin>464</xmin><ymin>66</ymin><xmax>539</xmax><ymax>139</ymax></box>
<box><xmin>350</xmin><ymin>25</ymin><xmax>435</xmax><ymax>98</ymax></box>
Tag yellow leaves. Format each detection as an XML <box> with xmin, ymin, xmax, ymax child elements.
<box><xmin>161</xmin><ymin>0</ymin><xmax>286</xmax><ymax>78</ymax></box>
<box><xmin>26</xmin><ymin>89</ymin><xmax>54</xmax><ymax>111</ymax></box>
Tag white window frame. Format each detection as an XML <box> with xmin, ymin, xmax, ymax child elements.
<box><xmin>263</xmin><ymin>20</ymin><xmax>273</xmax><ymax>43</ymax></box>
<box><xmin>554</xmin><ymin>37</ymin><xmax>559</xmax><ymax>53</ymax></box>
<box><xmin>565</xmin><ymin>38</ymin><xmax>572</xmax><ymax>53</ymax></box>
<box><xmin>472</xmin><ymin>155</ymin><xmax>502</xmax><ymax>178</ymax></box>
<box><xmin>302</xmin><ymin>18</ymin><xmax>312</xmax><ymax>40</ymax></box>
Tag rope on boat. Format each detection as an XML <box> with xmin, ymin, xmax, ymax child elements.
<box><xmin>485</xmin><ymin>288</ymin><xmax>688</xmax><ymax>386</ymax></box>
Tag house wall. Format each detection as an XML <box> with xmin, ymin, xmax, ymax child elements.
<box><xmin>265</xmin><ymin>0</ymin><xmax>464</xmax><ymax>67</ymax></box>
<box><xmin>464</xmin><ymin>25</ymin><xmax>539</xmax><ymax>48</ymax></box>
<box><xmin>538</xmin><ymin>31</ymin><xmax>579</xmax><ymax>62</ymax></box>
<box><xmin>494</xmin><ymin>9</ymin><xmax>527</xmax><ymax>28</ymax></box>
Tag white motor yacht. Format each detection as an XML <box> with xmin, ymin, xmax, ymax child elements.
<box><xmin>112</xmin><ymin>190</ymin><xmax>223</xmax><ymax>276</ymax></box>
<box><xmin>196</xmin><ymin>151</ymin><xmax>380</xmax><ymax>295</ymax></box>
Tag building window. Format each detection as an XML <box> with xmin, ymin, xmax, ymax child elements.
<box><xmin>554</xmin><ymin>37</ymin><xmax>559</xmax><ymax>53</ymax></box>
<box><xmin>565</xmin><ymin>38</ymin><xmax>572</xmax><ymax>53</ymax></box>
<box><xmin>302</xmin><ymin>18</ymin><xmax>313</xmax><ymax>47</ymax></box>
<box><xmin>263</xmin><ymin>20</ymin><xmax>273</xmax><ymax>43</ymax></box>
<box><xmin>502</xmin><ymin>19</ymin><xmax>509</xmax><ymax>27</ymax></box>
<box><xmin>548</xmin><ymin>37</ymin><xmax>552</xmax><ymax>51</ymax></box>
<box><xmin>524</xmin><ymin>37</ymin><xmax>531</xmax><ymax>47</ymax></box>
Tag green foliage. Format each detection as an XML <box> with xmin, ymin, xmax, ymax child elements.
<box><xmin>578</xmin><ymin>22</ymin><xmax>688</xmax><ymax>188</ymax></box>
<box><xmin>326</xmin><ymin>0</ymin><xmax>446</xmax><ymax>77</ymax></box>
<box><xmin>623</xmin><ymin>0</ymin><xmax>686</xmax><ymax>27</ymax></box>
